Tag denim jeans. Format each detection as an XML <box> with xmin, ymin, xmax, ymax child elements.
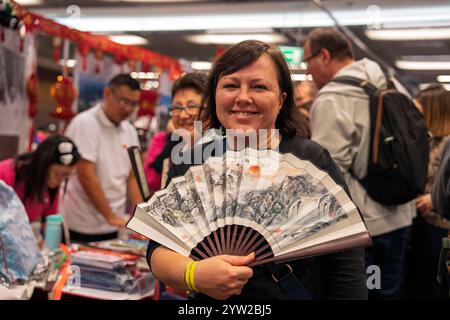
<box><xmin>365</xmin><ymin>226</ymin><xmax>411</xmax><ymax>300</ymax></box>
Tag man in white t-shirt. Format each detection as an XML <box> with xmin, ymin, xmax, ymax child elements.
<box><xmin>60</xmin><ymin>74</ymin><xmax>143</xmax><ymax>242</ymax></box>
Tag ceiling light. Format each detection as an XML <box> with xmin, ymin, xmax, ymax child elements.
<box><xmin>58</xmin><ymin>59</ymin><xmax>77</xmax><ymax>68</ymax></box>
<box><xmin>131</xmin><ymin>72</ymin><xmax>160</xmax><ymax>79</ymax></box>
<box><xmin>47</xmin><ymin>5</ymin><xmax>450</xmax><ymax>32</ymax></box>
<box><xmin>366</xmin><ymin>28</ymin><xmax>450</xmax><ymax>40</ymax></box>
<box><xmin>187</xmin><ymin>33</ymin><xmax>287</xmax><ymax>45</ymax></box>
<box><xmin>419</xmin><ymin>83</ymin><xmax>450</xmax><ymax>91</ymax></box>
<box><xmin>396</xmin><ymin>60</ymin><xmax>450</xmax><ymax>70</ymax></box>
<box><xmin>110</xmin><ymin>0</ymin><xmax>203</xmax><ymax>2</ymax></box>
<box><xmin>291</xmin><ymin>74</ymin><xmax>313</xmax><ymax>82</ymax></box>
<box><xmin>108</xmin><ymin>35</ymin><xmax>148</xmax><ymax>45</ymax></box>
<box><xmin>13</xmin><ymin>0</ymin><xmax>43</xmax><ymax>5</ymax></box>
<box><xmin>190</xmin><ymin>61</ymin><xmax>212</xmax><ymax>71</ymax></box>
<box><xmin>437</xmin><ymin>75</ymin><xmax>450</xmax><ymax>82</ymax></box>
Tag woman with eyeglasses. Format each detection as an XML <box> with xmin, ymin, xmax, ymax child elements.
<box><xmin>144</xmin><ymin>72</ymin><xmax>208</xmax><ymax>194</ymax></box>
<box><xmin>0</xmin><ymin>134</ymin><xmax>80</xmax><ymax>241</ymax></box>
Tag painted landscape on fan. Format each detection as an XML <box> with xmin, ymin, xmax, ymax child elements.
<box><xmin>127</xmin><ymin>149</ymin><xmax>372</xmax><ymax>266</ymax></box>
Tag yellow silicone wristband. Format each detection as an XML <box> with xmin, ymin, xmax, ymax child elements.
<box><xmin>189</xmin><ymin>261</ymin><xmax>198</xmax><ymax>292</ymax></box>
<box><xmin>185</xmin><ymin>261</ymin><xmax>194</xmax><ymax>291</ymax></box>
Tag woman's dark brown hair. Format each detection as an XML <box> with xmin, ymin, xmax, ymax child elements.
<box><xmin>198</xmin><ymin>39</ymin><xmax>309</xmax><ymax>138</ymax></box>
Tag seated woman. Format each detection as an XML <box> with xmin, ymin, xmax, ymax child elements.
<box><xmin>144</xmin><ymin>72</ymin><xmax>208</xmax><ymax>194</ymax></box>
<box><xmin>146</xmin><ymin>40</ymin><xmax>367</xmax><ymax>300</ymax></box>
<box><xmin>0</xmin><ymin>134</ymin><xmax>80</xmax><ymax>242</ymax></box>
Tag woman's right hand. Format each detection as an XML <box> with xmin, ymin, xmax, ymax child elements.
<box><xmin>194</xmin><ymin>252</ymin><xmax>255</xmax><ymax>300</ymax></box>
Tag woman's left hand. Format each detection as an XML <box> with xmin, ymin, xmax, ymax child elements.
<box><xmin>415</xmin><ymin>194</ymin><xmax>433</xmax><ymax>216</ymax></box>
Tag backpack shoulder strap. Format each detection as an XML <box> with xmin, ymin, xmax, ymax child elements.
<box><xmin>331</xmin><ymin>76</ymin><xmax>378</xmax><ymax>97</ymax></box>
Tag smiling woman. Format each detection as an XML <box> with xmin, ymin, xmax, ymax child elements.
<box><xmin>144</xmin><ymin>72</ymin><xmax>208</xmax><ymax>194</ymax></box>
<box><xmin>146</xmin><ymin>40</ymin><xmax>368</xmax><ymax>300</ymax></box>
<box><xmin>215</xmin><ymin>53</ymin><xmax>284</xmax><ymax>133</ymax></box>
<box><xmin>200</xmin><ymin>40</ymin><xmax>308</xmax><ymax>140</ymax></box>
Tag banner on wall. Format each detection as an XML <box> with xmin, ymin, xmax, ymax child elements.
<box><xmin>0</xmin><ymin>29</ymin><xmax>35</xmax><ymax>156</ymax></box>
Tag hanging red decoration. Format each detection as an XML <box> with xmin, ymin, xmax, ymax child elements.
<box><xmin>94</xmin><ymin>50</ymin><xmax>103</xmax><ymax>74</ymax></box>
<box><xmin>0</xmin><ymin>27</ymin><xmax>4</xmax><ymax>43</ymax></box>
<box><xmin>21</xmin><ymin>14</ymin><xmax>38</xmax><ymax>34</ymax></box>
<box><xmin>53</xmin><ymin>36</ymin><xmax>61</xmax><ymax>62</ymax></box>
<box><xmin>114</xmin><ymin>53</ymin><xmax>127</xmax><ymax>73</ymax></box>
<box><xmin>169</xmin><ymin>62</ymin><xmax>182</xmax><ymax>81</ymax></box>
<box><xmin>26</xmin><ymin>73</ymin><xmax>39</xmax><ymax>118</ymax></box>
<box><xmin>141</xmin><ymin>62</ymin><xmax>151</xmax><ymax>73</ymax></box>
<box><xmin>127</xmin><ymin>59</ymin><xmax>136</xmax><ymax>71</ymax></box>
<box><xmin>13</xmin><ymin>5</ymin><xmax>181</xmax><ymax>76</ymax></box>
<box><xmin>50</xmin><ymin>76</ymin><xmax>76</xmax><ymax>120</ymax></box>
<box><xmin>114</xmin><ymin>54</ymin><xmax>127</xmax><ymax>66</ymax></box>
<box><xmin>77</xmin><ymin>42</ymin><xmax>90</xmax><ymax>71</ymax></box>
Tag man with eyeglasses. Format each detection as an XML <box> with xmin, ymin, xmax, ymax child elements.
<box><xmin>61</xmin><ymin>74</ymin><xmax>143</xmax><ymax>242</ymax></box>
<box><xmin>305</xmin><ymin>28</ymin><xmax>416</xmax><ymax>300</ymax></box>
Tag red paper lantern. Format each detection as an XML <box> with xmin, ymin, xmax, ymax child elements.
<box><xmin>50</xmin><ymin>76</ymin><xmax>76</xmax><ymax>120</ymax></box>
<box><xmin>26</xmin><ymin>73</ymin><xmax>39</xmax><ymax>118</ymax></box>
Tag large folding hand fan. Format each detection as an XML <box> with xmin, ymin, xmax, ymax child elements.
<box><xmin>127</xmin><ymin>148</ymin><xmax>371</xmax><ymax>266</ymax></box>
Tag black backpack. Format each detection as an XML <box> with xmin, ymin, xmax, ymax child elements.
<box><xmin>331</xmin><ymin>76</ymin><xmax>429</xmax><ymax>206</ymax></box>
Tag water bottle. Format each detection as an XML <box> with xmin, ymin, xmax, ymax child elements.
<box><xmin>44</xmin><ymin>214</ymin><xmax>63</xmax><ymax>250</ymax></box>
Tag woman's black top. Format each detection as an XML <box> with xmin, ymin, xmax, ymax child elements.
<box><xmin>146</xmin><ymin>135</ymin><xmax>368</xmax><ymax>300</ymax></box>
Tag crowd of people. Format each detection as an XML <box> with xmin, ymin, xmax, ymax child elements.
<box><xmin>1</xmin><ymin>27</ymin><xmax>449</xmax><ymax>300</ymax></box>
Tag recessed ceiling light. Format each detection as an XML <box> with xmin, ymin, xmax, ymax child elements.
<box><xmin>190</xmin><ymin>61</ymin><xmax>212</xmax><ymax>71</ymax></box>
<box><xmin>366</xmin><ymin>28</ymin><xmax>450</xmax><ymax>40</ymax></box>
<box><xmin>58</xmin><ymin>59</ymin><xmax>77</xmax><ymax>68</ymax></box>
<box><xmin>396</xmin><ymin>60</ymin><xmax>450</xmax><ymax>70</ymax></box>
<box><xmin>186</xmin><ymin>33</ymin><xmax>287</xmax><ymax>45</ymax></box>
<box><xmin>291</xmin><ymin>74</ymin><xmax>313</xmax><ymax>82</ymax></box>
<box><xmin>108</xmin><ymin>35</ymin><xmax>148</xmax><ymax>45</ymax></box>
<box><xmin>437</xmin><ymin>75</ymin><xmax>450</xmax><ymax>82</ymax></box>
<box><xmin>13</xmin><ymin>0</ymin><xmax>43</xmax><ymax>5</ymax></box>
<box><xmin>109</xmin><ymin>0</ymin><xmax>204</xmax><ymax>2</ymax></box>
<box><xmin>131</xmin><ymin>72</ymin><xmax>160</xmax><ymax>79</ymax></box>
<box><xmin>419</xmin><ymin>83</ymin><xmax>450</xmax><ymax>91</ymax></box>
<box><xmin>48</xmin><ymin>5</ymin><xmax>450</xmax><ymax>32</ymax></box>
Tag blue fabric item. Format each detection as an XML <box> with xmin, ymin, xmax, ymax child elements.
<box><xmin>0</xmin><ymin>181</ymin><xmax>42</xmax><ymax>285</ymax></box>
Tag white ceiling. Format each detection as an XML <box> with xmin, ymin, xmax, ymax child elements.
<box><xmin>17</xmin><ymin>0</ymin><xmax>450</xmax><ymax>92</ymax></box>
